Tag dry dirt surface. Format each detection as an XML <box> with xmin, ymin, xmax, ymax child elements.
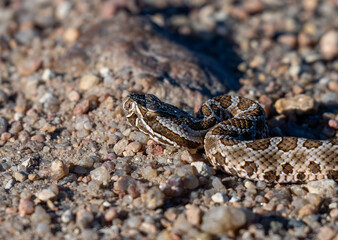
<box><xmin>0</xmin><ymin>0</ymin><xmax>337</xmax><ymax>239</ymax></box>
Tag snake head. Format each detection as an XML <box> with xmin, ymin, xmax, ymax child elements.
<box><xmin>123</xmin><ymin>93</ymin><xmax>203</xmax><ymax>148</ymax></box>
<box><xmin>124</xmin><ymin>93</ymin><xmax>161</xmax><ymax>110</ymax></box>
<box><xmin>123</xmin><ymin>93</ymin><xmax>162</xmax><ymax>127</ymax></box>
<box><xmin>124</xmin><ymin>93</ymin><xmax>189</xmax><ymax>117</ymax></box>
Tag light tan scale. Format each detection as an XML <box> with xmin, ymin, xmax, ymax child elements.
<box><xmin>123</xmin><ymin>93</ymin><xmax>338</xmax><ymax>183</ymax></box>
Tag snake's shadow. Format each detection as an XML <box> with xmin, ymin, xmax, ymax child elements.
<box><xmin>137</xmin><ymin>3</ymin><xmax>242</xmax><ymax>96</ymax></box>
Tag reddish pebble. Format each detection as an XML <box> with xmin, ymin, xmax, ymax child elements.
<box><xmin>101</xmin><ymin>0</ymin><xmax>117</xmax><ymax>18</ymax></box>
<box><xmin>6</xmin><ymin>207</ymin><xmax>17</xmax><ymax>215</ymax></box>
<box><xmin>104</xmin><ymin>207</ymin><xmax>118</xmax><ymax>222</ymax></box>
<box><xmin>243</xmin><ymin>0</ymin><xmax>265</xmax><ymax>14</ymax></box>
<box><xmin>99</xmin><ymin>93</ymin><xmax>111</xmax><ymax>103</ymax></box>
<box><xmin>292</xmin><ymin>85</ymin><xmax>304</xmax><ymax>95</ymax></box>
<box><xmin>73</xmin><ymin>99</ymin><xmax>90</xmax><ymax>115</ymax></box>
<box><xmin>328</xmin><ymin>80</ymin><xmax>338</xmax><ymax>93</ymax></box>
<box><xmin>328</xmin><ymin>119</ymin><xmax>338</xmax><ymax>130</ymax></box>
<box><xmin>259</xmin><ymin>95</ymin><xmax>273</xmax><ymax>117</ymax></box>
<box><xmin>18</xmin><ymin>58</ymin><xmax>42</xmax><ymax>76</ymax></box>
<box><xmin>19</xmin><ymin>198</ymin><xmax>35</xmax><ymax>216</ymax></box>
<box><xmin>278</xmin><ymin>34</ymin><xmax>297</xmax><ymax>48</ymax></box>
<box><xmin>1</xmin><ymin>132</ymin><xmax>11</xmax><ymax>141</ymax></box>
<box><xmin>146</xmin><ymin>140</ymin><xmax>164</xmax><ymax>155</ymax></box>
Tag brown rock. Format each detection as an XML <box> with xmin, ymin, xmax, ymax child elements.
<box><xmin>298</xmin><ymin>204</ymin><xmax>317</xmax><ymax>217</ymax></box>
<box><xmin>274</xmin><ymin>95</ymin><xmax>317</xmax><ymax>115</ymax></box>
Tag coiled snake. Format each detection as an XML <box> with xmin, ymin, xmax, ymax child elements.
<box><xmin>123</xmin><ymin>93</ymin><xmax>337</xmax><ymax>183</ymax></box>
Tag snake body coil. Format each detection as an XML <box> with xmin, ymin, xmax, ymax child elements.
<box><xmin>123</xmin><ymin>93</ymin><xmax>337</xmax><ymax>183</ymax></box>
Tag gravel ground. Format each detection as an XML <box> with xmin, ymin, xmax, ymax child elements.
<box><xmin>0</xmin><ymin>0</ymin><xmax>337</xmax><ymax>239</ymax></box>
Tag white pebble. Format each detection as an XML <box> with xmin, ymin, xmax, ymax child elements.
<box><xmin>191</xmin><ymin>161</ymin><xmax>214</xmax><ymax>177</ymax></box>
<box><xmin>211</xmin><ymin>192</ymin><xmax>229</xmax><ymax>203</ymax></box>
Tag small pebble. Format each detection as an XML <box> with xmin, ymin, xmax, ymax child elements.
<box><xmin>142</xmin><ymin>166</ymin><xmax>158</xmax><ymax>180</ymax></box>
<box><xmin>104</xmin><ymin>208</ymin><xmax>118</xmax><ymax>222</ymax></box>
<box><xmin>274</xmin><ymin>95</ymin><xmax>316</xmax><ymax>115</ymax></box>
<box><xmin>73</xmin><ymin>99</ymin><xmax>90</xmax><ymax>115</ymax></box>
<box><xmin>191</xmin><ymin>161</ymin><xmax>213</xmax><ymax>177</ymax></box>
<box><xmin>113</xmin><ymin>139</ymin><xmax>129</xmax><ymax>156</ymax></box>
<box><xmin>79</xmin><ymin>74</ymin><xmax>100</xmax><ymax>90</ymax></box>
<box><xmin>201</xmin><ymin>206</ymin><xmax>246</xmax><ymax>234</ymax></box>
<box><xmin>31</xmin><ymin>134</ymin><xmax>45</xmax><ymax>142</ymax></box>
<box><xmin>140</xmin><ymin>222</ymin><xmax>157</xmax><ymax>235</ymax></box>
<box><xmin>36</xmin><ymin>186</ymin><xmax>58</xmax><ymax>201</ymax></box>
<box><xmin>31</xmin><ymin>206</ymin><xmax>51</xmax><ymax>224</ymax></box>
<box><xmin>61</xmin><ymin>210</ymin><xmax>73</xmax><ymax>223</ymax></box>
<box><xmin>145</xmin><ymin>187</ymin><xmax>165</xmax><ymax>210</ymax></box>
<box><xmin>17</xmin><ymin>131</ymin><xmax>29</xmax><ymax>144</ymax></box>
<box><xmin>50</xmin><ymin>160</ymin><xmax>69</xmax><ymax>180</ymax></box>
<box><xmin>19</xmin><ymin>198</ymin><xmax>35</xmax><ymax>216</ymax></box>
<box><xmin>9</xmin><ymin>121</ymin><xmax>23</xmax><ymax>135</ymax></box>
<box><xmin>317</xmin><ymin>226</ymin><xmax>337</xmax><ymax>240</ymax></box>
<box><xmin>36</xmin><ymin>223</ymin><xmax>51</xmax><ymax>238</ymax></box>
<box><xmin>298</xmin><ymin>204</ymin><xmax>317</xmax><ymax>217</ymax></box>
<box><xmin>211</xmin><ymin>177</ymin><xmax>225</xmax><ymax>191</ymax></box>
<box><xmin>320</xmin><ymin>30</ymin><xmax>338</xmax><ymax>60</ymax></box>
<box><xmin>41</xmin><ymin>69</ymin><xmax>55</xmax><ymax>81</ymax></box>
<box><xmin>0</xmin><ymin>117</ymin><xmax>8</xmax><ymax>134</ymax></box>
<box><xmin>68</xmin><ymin>90</ymin><xmax>81</xmax><ymax>101</ymax></box>
<box><xmin>76</xmin><ymin>209</ymin><xmax>94</xmax><ymax>229</ymax></box>
<box><xmin>180</xmin><ymin>150</ymin><xmax>198</xmax><ymax>163</ymax></box>
<box><xmin>63</xmin><ymin>28</ymin><xmax>79</xmax><ymax>43</ymax></box>
<box><xmin>278</xmin><ymin>34</ymin><xmax>297</xmax><ymax>48</ymax></box>
<box><xmin>90</xmin><ymin>166</ymin><xmax>110</xmax><ymax>184</ymax></box>
<box><xmin>18</xmin><ymin>57</ymin><xmax>42</xmax><ymax>76</ymax></box>
<box><xmin>13</xmin><ymin>171</ymin><xmax>27</xmax><ymax>182</ymax></box>
<box><xmin>79</xmin><ymin>156</ymin><xmax>95</xmax><ymax>168</ymax></box>
<box><xmin>159</xmin><ymin>175</ymin><xmax>184</xmax><ymax>197</ymax></box>
<box><xmin>183</xmin><ymin>174</ymin><xmax>199</xmax><ymax>190</ymax></box>
<box><xmin>265</xmin><ymin>188</ymin><xmax>292</xmax><ymax>201</ymax></box>
<box><xmin>5</xmin><ymin>179</ymin><xmax>15</xmax><ymax>190</ymax></box>
<box><xmin>185</xmin><ymin>204</ymin><xmax>201</xmax><ymax>225</ymax></box>
<box><xmin>328</xmin><ymin>80</ymin><xmax>338</xmax><ymax>93</ymax></box>
<box><xmin>211</xmin><ymin>192</ymin><xmax>229</xmax><ymax>203</ymax></box>
<box><xmin>123</xmin><ymin>141</ymin><xmax>142</xmax><ymax>156</ymax></box>
<box><xmin>328</xmin><ymin>119</ymin><xmax>338</xmax><ymax>130</ymax></box>
<box><xmin>0</xmin><ymin>90</ymin><xmax>8</xmax><ymax>105</ymax></box>
<box><xmin>306</xmin><ymin>180</ymin><xmax>336</xmax><ymax>195</ymax></box>
<box><xmin>244</xmin><ymin>181</ymin><xmax>256</xmax><ymax>189</ymax></box>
